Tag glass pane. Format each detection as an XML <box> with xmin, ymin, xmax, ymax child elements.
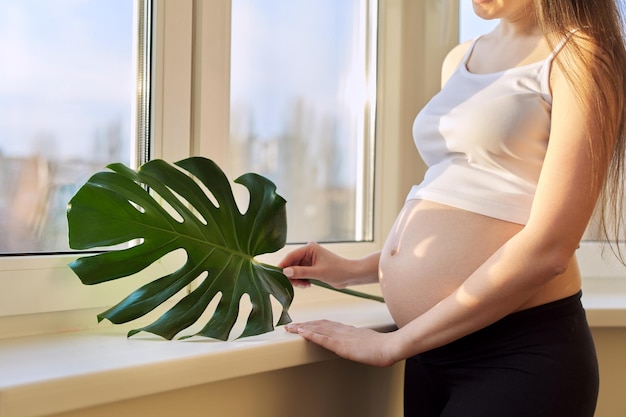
<box><xmin>0</xmin><ymin>0</ymin><xmax>143</xmax><ymax>254</ymax></box>
<box><xmin>230</xmin><ymin>0</ymin><xmax>376</xmax><ymax>243</ymax></box>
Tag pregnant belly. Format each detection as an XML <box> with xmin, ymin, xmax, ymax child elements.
<box><xmin>379</xmin><ymin>199</ymin><xmax>524</xmax><ymax>327</ymax></box>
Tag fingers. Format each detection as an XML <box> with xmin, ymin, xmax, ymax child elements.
<box><xmin>282</xmin><ymin>265</ymin><xmax>317</xmax><ymax>280</ymax></box>
<box><xmin>279</xmin><ymin>243</ymin><xmax>322</xmax><ymax>281</ymax></box>
<box><xmin>276</xmin><ymin>242</ymin><xmax>318</xmax><ymax>269</ymax></box>
<box><xmin>284</xmin><ymin>321</ymin><xmax>340</xmax><ymax>350</ymax></box>
<box><xmin>276</xmin><ymin>252</ymin><xmax>307</xmax><ymax>269</ymax></box>
<box><xmin>284</xmin><ymin>320</ymin><xmax>327</xmax><ymax>334</ymax></box>
<box><xmin>285</xmin><ymin>320</ymin><xmax>347</xmax><ymax>337</ymax></box>
<box><xmin>277</xmin><ymin>242</ymin><xmax>335</xmax><ymax>286</ymax></box>
<box><xmin>296</xmin><ymin>327</ymin><xmax>336</xmax><ymax>351</ymax></box>
<box><xmin>290</xmin><ymin>278</ymin><xmax>311</xmax><ymax>289</ymax></box>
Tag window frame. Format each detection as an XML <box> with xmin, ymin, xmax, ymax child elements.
<box><xmin>0</xmin><ymin>0</ymin><xmax>196</xmax><ymax>323</ymax></box>
<box><xmin>0</xmin><ymin>0</ymin><xmax>438</xmax><ymax>332</ymax></box>
<box><xmin>1</xmin><ymin>0</ymin><xmax>620</xmax><ymax>338</ymax></box>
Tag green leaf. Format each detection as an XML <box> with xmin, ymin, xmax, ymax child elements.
<box><xmin>67</xmin><ymin>157</ymin><xmax>293</xmax><ymax>340</ymax></box>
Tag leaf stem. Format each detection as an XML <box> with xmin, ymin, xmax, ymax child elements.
<box><xmin>308</xmin><ymin>279</ymin><xmax>385</xmax><ymax>303</ymax></box>
<box><xmin>258</xmin><ymin>262</ymin><xmax>385</xmax><ymax>303</ymax></box>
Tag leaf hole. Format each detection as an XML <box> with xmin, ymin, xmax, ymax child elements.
<box><xmin>159</xmin><ymin>195</ymin><xmax>185</xmax><ymax>223</ymax></box>
<box><xmin>189</xmin><ymin>171</ymin><xmax>251</xmax><ymax>216</ymax></box>
<box><xmin>229</xmin><ymin>293</ymin><xmax>253</xmax><ymax>340</ymax></box>
<box><xmin>155</xmin><ymin>248</ymin><xmax>188</xmax><ymax>273</ymax></box>
<box><xmin>166</xmin><ymin>185</ymin><xmax>211</xmax><ymax>226</ymax></box>
<box><xmin>269</xmin><ymin>294</ymin><xmax>288</xmax><ymax>326</ymax></box>
<box><xmin>233</xmin><ymin>184</ymin><xmax>251</xmax><ymax>216</ymax></box>
<box><xmin>147</xmin><ymin>187</ymin><xmax>188</xmax><ymax>224</ymax></box>
<box><xmin>191</xmin><ymin>176</ymin><xmax>221</xmax><ymax>210</ymax></box>
<box><xmin>189</xmin><ymin>270</ymin><xmax>209</xmax><ymax>289</ymax></box>
<box><xmin>128</xmin><ymin>200</ymin><xmax>146</xmax><ymax>213</ymax></box>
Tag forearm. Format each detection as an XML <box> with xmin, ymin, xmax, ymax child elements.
<box><xmin>346</xmin><ymin>251</ymin><xmax>381</xmax><ymax>285</ymax></box>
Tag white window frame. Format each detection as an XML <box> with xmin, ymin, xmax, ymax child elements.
<box><xmin>1</xmin><ymin>0</ymin><xmax>619</xmax><ymax>339</ymax></box>
<box><xmin>0</xmin><ymin>0</ymin><xmax>197</xmax><ymax>331</ymax></box>
<box><xmin>0</xmin><ymin>0</ymin><xmax>438</xmax><ymax>338</ymax></box>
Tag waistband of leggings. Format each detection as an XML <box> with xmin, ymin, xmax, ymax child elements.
<box><xmin>500</xmin><ymin>290</ymin><xmax>584</xmax><ymax>327</ymax></box>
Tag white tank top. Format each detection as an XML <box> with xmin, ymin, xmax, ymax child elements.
<box><xmin>407</xmin><ymin>37</ymin><xmax>562</xmax><ymax>225</ymax></box>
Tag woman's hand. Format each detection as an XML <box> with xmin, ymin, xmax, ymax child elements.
<box><xmin>285</xmin><ymin>320</ymin><xmax>399</xmax><ymax>367</ymax></box>
<box><xmin>277</xmin><ymin>242</ymin><xmax>353</xmax><ymax>289</ymax></box>
<box><xmin>277</xmin><ymin>242</ymin><xmax>380</xmax><ymax>289</ymax></box>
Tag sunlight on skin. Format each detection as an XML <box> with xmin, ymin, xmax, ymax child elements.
<box><xmin>393</xmin><ymin>207</ymin><xmax>433</xmax><ymax>255</ymax></box>
<box><xmin>385</xmin><ymin>206</ymin><xmax>412</xmax><ymax>255</ymax></box>
<box><xmin>454</xmin><ymin>284</ymin><xmax>482</xmax><ymax>308</ymax></box>
<box><xmin>378</xmin><ymin>234</ymin><xmax>436</xmax><ymax>286</ymax></box>
<box><xmin>412</xmin><ymin>235</ymin><xmax>437</xmax><ymax>259</ymax></box>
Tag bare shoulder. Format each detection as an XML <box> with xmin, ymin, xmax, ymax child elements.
<box><xmin>550</xmin><ymin>30</ymin><xmax>606</xmax><ymax>95</ymax></box>
<box><xmin>441</xmin><ymin>40</ymin><xmax>472</xmax><ymax>88</ymax></box>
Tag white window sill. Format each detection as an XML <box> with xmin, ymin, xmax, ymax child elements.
<box><xmin>576</xmin><ymin>242</ymin><xmax>626</xmax><ymax>326</ymax></box>
<box><xmin>1</xmin><ymin>282</ymin><xmax>625</xmax><ymax>417</ymax></box>
<box><xmin>0</xmin><ymin>292</ymin><xmax>394</xmax><ymax>417</ymax></box>
<box><xmin>582</xmin><ymin>277</ymin><xmax>626</xmax><ymax>327</ymax></box>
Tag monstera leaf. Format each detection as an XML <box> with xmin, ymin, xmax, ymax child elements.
<box><xmin>67</xmin><ymin>157</ymin><xmax>293</xmax><ymax>340</ymax></box>
<box><xmin>67</xmin><ymin>157</ymin><xmax>383</xmax><ymax>340</ymax></box>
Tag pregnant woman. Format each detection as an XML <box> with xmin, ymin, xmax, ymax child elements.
<box><xmin>278</xmin><ymin>1</ymin><xmax>626</xmax><ymax>416</ymax></box>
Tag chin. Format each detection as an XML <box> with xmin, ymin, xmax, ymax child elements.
<box><xmin>472</xmin><ymin>1</ymin><xmax>499</xmax><ymax>20</ymax></box>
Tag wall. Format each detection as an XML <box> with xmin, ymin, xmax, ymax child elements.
<box><xmin>49</xmin><ymin>360</ymin><xmax>405</xmax><ymax>417</ymax></box>
<box><xmin>592</xmin><ymin>328</ymin><xmax>626</xmax><ymax>417</ymax></box>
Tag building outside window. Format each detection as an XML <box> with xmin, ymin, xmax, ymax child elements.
<box><xmin>0</xmin><ymin>0</ymin><xmax>143</xmax><ymax>255</ymax></box>
<box><xmin>0</xmin><ymin>0</ymin><xmax>376</xmax><ymax>253</ymax></box>
<box><xmin>230</xmin><ymin>0</ymin><xmax>376</xmax><ymax>244</ymax></box>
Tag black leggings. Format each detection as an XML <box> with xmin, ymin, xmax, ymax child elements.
<box><xmin>404</xmin><ymin>292</ymin><xmax>599</xmax><ymax>417</ymax></box>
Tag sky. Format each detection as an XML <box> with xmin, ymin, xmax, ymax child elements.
<box><xmin>230</xmin><ymin>0</ymin><xmax>359</xmax><ymax>141</ymax></box>
<box><xmin>0</xmin><ymin>0</ymin><xmax>496</xmax><ymax>161</ymax></box>
<box><xmin>0</xmin><ymin>0</ymin><xmax>134</xmax><ymax>160</ymax></box>
<box><xmin>229</xmin><ymin>0</ymin><xmax>499</xmax><ymax>144</ymax></box>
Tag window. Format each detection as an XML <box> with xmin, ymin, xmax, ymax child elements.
<box><xmin>4</xmin><ymin>1</ymin><xmax>519</xmax><ymax>331</ymax></box>
<box><xmin>0</xmin><ymin>0</ymin><xmax>147</xmax><ymax>255</ymax></box>
<box><xmin>0</xmin><ymin>0</ymin><xmax>391</xmax><ymax>327</ymax></box>
<box><xmin>229</xmin><ymin>0</ymin><xmax>377</xmax><ymax>243</ymax></box>
<box><xmin>0</xmin><ymin>0</ymin><xmax>154</xmax><ymax>323</ymax></box>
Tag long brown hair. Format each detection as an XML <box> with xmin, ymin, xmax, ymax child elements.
<box><xmin>536</xmin><ymin>0</ymin><xmax>626</xmax><ymax>259</ymax></box>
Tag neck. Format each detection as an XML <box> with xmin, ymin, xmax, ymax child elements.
<box><xmin>497</xmin><ymin>8</ymin><xmax>540</xmax><ymax>38</ymax></box>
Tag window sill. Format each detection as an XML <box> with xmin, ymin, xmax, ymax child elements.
<box><xmin>0</xmin><ymin>292</ymin><xmax>394</xmax><ymax>417</ymax></box>
<box><xmin>582</xmin><ymin>277</ymin><xmax>626</xmax><ymax>327</ymax></box>
<box><xmin>1</xmin><ymin>282</ymin><xmax>625</xmax><ymax>417</ymax></box>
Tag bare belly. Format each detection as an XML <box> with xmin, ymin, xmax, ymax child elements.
<box><xmin>379</xmin><ymin>199</ymin><xmax>581</xmax><ymax>327</ymax></box>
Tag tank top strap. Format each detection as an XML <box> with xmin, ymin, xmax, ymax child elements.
<box><xmin>539</xmin><ymin>30</ymin><xmax>579</xmax><ymax>96</ymax></box>
<box><xmin>547</xmin><ymin>29</ymin><xmax>579</xmax><ymax>61</ymax></box>
<box><xmin>461</xmin><ymin>36</ymin><xmax>482</xmax><ymax>66</ymax></box>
